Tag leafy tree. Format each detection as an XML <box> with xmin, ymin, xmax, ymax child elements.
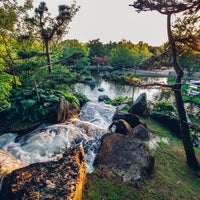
<box><xmin>26</xmin><ymin>1</ymin><xmax>79</xmax><ymax>73</ymax></box>
<box><xmin>132</xmin><ymin>41</ymin><xmax>153</xmax><ymax>65</ymax></box>
<box><xmin>110</xmin><ymin>40</ymin><xmax>135</xmax><ymax>68</ymax></box>
<box><xmin>87</xmin><ymin>39</ymin><xmax>107</xmax><ymax>60</ymax></box>
<box><xmin>0</xmin><ymin>0</ymin><xmax>33</xmax><ymax>87</ymax></box>
<box><xmin>172</xmin><ymin>14</ymin><xmax>200</xmax><ymax>52</ymax></box>
<box><xmin>179</xmin><ymin>50</ymin><xmax>200</xmax><ymax>72</ymax></box>
<box><xmin>173</xmin><ymin>14</ymin><xmax>200</xmax><ymax>73</ymax></box>
<box><xmin>0</xmin><ymin>59</ymin><xmax>17</xmax><ymax>110</ymax></box>
<box><xmin>130</xmin><ymin>0</ymin><xmax>200</xmax><ymax>171</ymax></box>
<box><xmin>59</xmin><ymin>39</ymin><xmax>90</xmax><ymax>67</ymax></box>
<box><xmin>110</xmin><ymin>40</ymin><xmax>152</xmax><ymax>69</ymax></box>
<box><xmin>104</xmin><ymin>41</ymin><xmax>118</xmax><ymax>56</ymax></box>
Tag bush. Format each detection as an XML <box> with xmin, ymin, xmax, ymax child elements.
<box><xmin>105</xmin><ymin>96</ymin><xmax>131</xmax><ymax>106</ymax></box>
<box><xmin>152</xmin><ymin>101</ymin><xmax>176</xmax><ymax>116</ymax></box>
<box><xmin>3</xmin><ymin>88</ymin><xmax>80</xmax><ymax>122</ymax></box>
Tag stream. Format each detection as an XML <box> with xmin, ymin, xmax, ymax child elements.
<box><xmin>0</xmin><ymin>75</ymin><xmax>170</xmax><ymax>173</ymax></box>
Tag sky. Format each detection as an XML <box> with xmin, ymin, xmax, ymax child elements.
<box><xmin>31</xmin><ymin>0</ymin><xmax>168</xmax><ymax>46</ymax></box>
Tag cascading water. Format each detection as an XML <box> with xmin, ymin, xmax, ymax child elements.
<box><xmin>0</xmin><ymin>75</ymin><xmax>170</xmax><ymax>174</ymax></box>
<box><xmin>0</xmin><ymin>101</ymin><xmax>116</xmax><ymax>173</ymax></box>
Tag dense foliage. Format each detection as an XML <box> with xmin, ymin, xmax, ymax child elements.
<box><xmin>0</xmin><ymin>0</ymin><xmax>199</xmax><ymax>129</ymax></box>
<box><xmin>152</xmin><ymin>101</ymin><xmax>176</xmax><ymax>116</ymax></box>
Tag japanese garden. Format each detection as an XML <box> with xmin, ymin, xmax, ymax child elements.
<box><xmin>0</xmin><ymin>0</ymin><xmax>200</xmax><ymax>199</ymax></box>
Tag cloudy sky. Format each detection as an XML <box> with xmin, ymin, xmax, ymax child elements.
<box><xmin>31</xmin><ymin>0</ymin><xmax>168</xmax><ymax>46</ymax></box>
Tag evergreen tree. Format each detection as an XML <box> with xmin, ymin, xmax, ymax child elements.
<box><xmin>130</xmin><ymin>0</ymin><xmax>200</xmax><ymax>170</ymax></box>
<box><xmin>26</xmin><ymin>1</ymin><xmax>79</xmax><ymax>73</ymax></box>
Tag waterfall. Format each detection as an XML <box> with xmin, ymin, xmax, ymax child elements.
<box><xmin>0</xmin><ymin>102</ymin><xmax>116</xmax><ymax>173</ymax></box>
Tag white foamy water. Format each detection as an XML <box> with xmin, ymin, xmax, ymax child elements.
<box><xmin>79</xmin><ymin>102</ymin><xmax>116</xmax><ymax>128</ymax></box>
<box><xmin>0</xmin><ymin>119</ymin><xmax>109</xmax><ymax>173</ymax></box>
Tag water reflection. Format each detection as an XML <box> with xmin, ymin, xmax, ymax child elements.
<box><xmin>74</xmin><ymin>75</ymin><xmax>173</xmax><ymax>102</ymax></box>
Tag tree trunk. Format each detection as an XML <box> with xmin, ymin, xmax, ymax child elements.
<box><xmin>167</xmin><ymin>14</ymin><xmax>199</xmax><ymax>170</ymax></box>
<box><xmin>45</xmin><ymin>40</ymin><xmax>52</xmax><ymax>74</ymax></box>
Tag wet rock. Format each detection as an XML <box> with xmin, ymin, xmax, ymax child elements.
<box><xmin>112</xmin><ymin>111</ymin><xmax>143</xmax><ymax>129</ymax></box>
<box><xmin>1</xmin><ymin>147</ymin><xmax>86</xmax><ymax>200</ymax></box>
<box><xmin>0</xmin><ymin>120</ymin><xmax>41</xmax><ymax>136</ymax></box>
<box><xmin>133</xmin><ymin>124</ymin><xmax>149</xmax><ymax>140</ymax></box>
<box><xmin>128</xmin><ymin>93</ymin><xmax>147</xmax><ymax>116</ymax></box>
<box><xmin>89</xmin><ymin>79</ymin><xmax>96</xmax><ymax>87</ymax></box>
<box><xmin>98</xmin><ymin>95</ymin><xmax>111</xmax><ymax>102</ymax></box>
<box><xmin>151</xmin><ymin>113</ymin><xmax>181</xmax><ymax>138</ymax></box>
<box><xmin>47</xmin><ymin>97</ymin><xmax>79</xmax><ymax>123</ymax></box>
<box><xmin>98</xmin><ymin>88</ymin><xmax>105</xmax><ymax>92</ymax></box>
<box><xmin>95</xmin><ymin>133</ymin><xmax>154</xmax><ymax>182</ymax></box>
<box><xmin>109</xmin><ymin>119</ymin><xmax>135</xmax><ymax>135</ymax></box>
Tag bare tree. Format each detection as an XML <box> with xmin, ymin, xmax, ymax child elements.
<box><xmin>130</xmin><ymin>0</ymin><xmax>200</xmax><ymax>171</ymax></box>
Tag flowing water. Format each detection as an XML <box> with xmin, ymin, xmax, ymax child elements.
<box><xmin>0</xmin><ymin>103</ymin><xmax>116</xmax><ymax>173</ymax></box>
<box><xmin>0</xmin><ymin>75</ymin><xmax>170</xmax><ymax>173</ymax></box>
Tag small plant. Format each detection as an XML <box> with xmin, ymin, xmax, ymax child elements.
<box><xmin>152</xmin><ymin>101</ymin><xmax>176</xmax><ymax>116</ymax></box>
<box><xmin>167</xmin><ymin>77</ymin><xmax>175</xmax><ymax>84</ymax></box>
<box><xmin>124</xmin><ymin>76</ymin><xmax>142</xmax><ymax>86</ymax></box>
<box><xmin>105</xmin><ymin>96</ymin><xmax>130</xmax><ymax>106</ymax></box>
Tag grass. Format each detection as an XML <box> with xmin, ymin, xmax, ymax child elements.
<box><xmin>82</xmin><ymin>118</ymin><xmax>200</xmax><ymax>200</ymax></box>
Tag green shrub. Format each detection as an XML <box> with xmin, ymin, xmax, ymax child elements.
<box><xmin>3</xmin><ymin>88</ymin><xmax>80</xmax><ymax>122</ymax></box>
<box><xmin>152</xmin><ymin>101</ymin><xmax>176</xmax><ymax>116</ymax></box>
<box><xmin>105</xmin><ymin>96</ymin><xmax>130</xmax><ymax>106</ymax></box>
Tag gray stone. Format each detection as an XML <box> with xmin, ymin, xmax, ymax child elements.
<box><xmin>95</xmin><ymin>133</ymin><xmax>154</xmax><ymax>182</ymax></box>
<box><xmin>112</xmin><ymin>111</ymin><xmax>143</xmax><ymax>129</ymax></box>
<box><xmin>133</xmin><ymin>124</ymin><xmax>149</xmax><ymax>140</ymax></box>
<box><xmin>98</xmin><ymin>95</ymin><xmax>111</xmax><ymax>102</ymax></box>
<box><xmin>128</xmin><ymin>93</ymin><xmax>147</xmax><ymax>116</ymax></box>
<box><xmin>98</xmin><ymin>88</ymin><xmax>105</xmax><ymax>92</ymax></box>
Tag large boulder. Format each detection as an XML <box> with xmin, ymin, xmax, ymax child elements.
<box><xmin>112</xmin><ymin>111</ymin><xmax>144</xmax><ymax>129</ymax></box>
<box><xmin>47</xmin><ymin>97</ymin><xmax>79</xmax><ymax>123</ymax></box>
<box><xmin>95</xmin><ymin>133</ymin><xmax>154</xmax><ymax>182</ymax></box>
<box><xmin>1</xmin><ymin>147</ymin><xmax>86</xmax><ymax>200</ymax></box>
<box><xmin>128</xmin><ymin>93</ymin><xmax>147</xmax><ymax>116</ymax></box>
<box><xmin>151</xmin><ymin>113</ymin><xmax>181</xmax><ymax>138</ymax></box>
<box><xmin>0</xmin><ymin>120</ymin><xmax>41</xmax><ymax>136</ymax></box>
<box><xmin>0</xmin><ymin>150</ymin><xmax>24</xmax><ymax>184</ymax></box>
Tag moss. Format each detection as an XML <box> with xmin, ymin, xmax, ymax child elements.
<box><xmin>83</xmin><ymin>174</ymin><xmax>144</xmax><ymax>200</ymax></box>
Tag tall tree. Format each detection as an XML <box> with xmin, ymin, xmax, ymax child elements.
<box><xmin>27</xmin><ymin>1</ymin><xmax>79</xmax><ymax>73</ymax></box>
<box><xmin>0</xmin><ymin>0</ymin><xmax>33</xmax><ymax>88</ymax></box>
<box><xmin>87</xmin><ymin>39</ymin><xmax>106</xmax><ymax>59</ymax></box>
<box><xmin>110</xmin><ymin>40</ymin><xmax>135</xmax><ymax>68</ymax></box>
<box><xmin>130</xmin><ymin>0</ymin><xmax>200</xmax><ymax>171</ymax></box>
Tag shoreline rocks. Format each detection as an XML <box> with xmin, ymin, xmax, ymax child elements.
<box><xmin>0</xmin><ymin>147</ymin><xmax>86</xmax><ymax>200</ymax></box>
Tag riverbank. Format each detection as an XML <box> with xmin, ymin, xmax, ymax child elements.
<box><xmin>83</xmin><ymin>118</ymin><xmax>200</xmax><ymax>200</ymax></box>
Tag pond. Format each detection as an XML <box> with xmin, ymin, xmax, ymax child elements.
<box><xmin>74</xmin><ymin>74</ymin><xmax>173</xmax><ymax>102</ymax></box>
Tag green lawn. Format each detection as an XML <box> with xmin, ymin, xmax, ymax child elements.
<box><xmin>83</xmin><ymin>118</ymin><xmax>200</xmax><ymax>200</ymax></box>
